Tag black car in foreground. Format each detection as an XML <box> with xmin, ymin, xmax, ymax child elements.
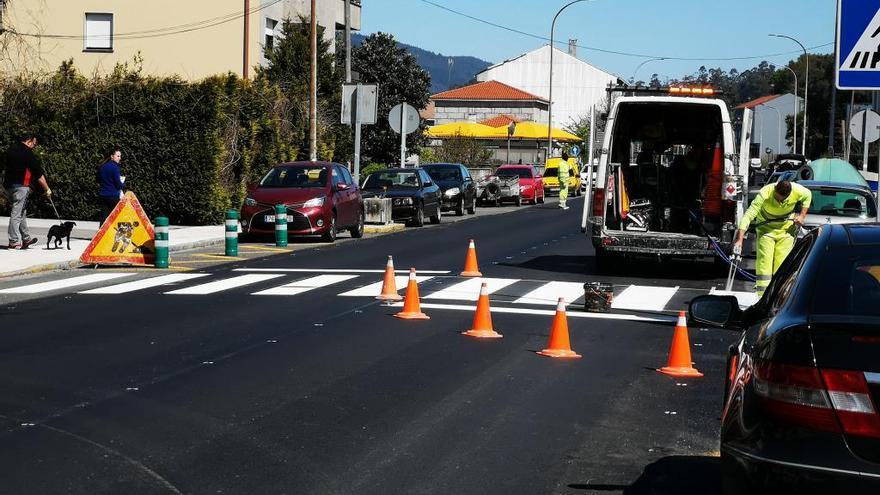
<box><xmin>422</xmin><ymin>163</ymin><xmax>477</xmax><ymax>216</ymax></box>
<box><xmin>690</xmin><ymin>223</ymin><xmax>880</xmax><ymax>494</ymax></box>
<box><xmin>361</xmin><ymin>168</ymin><xmax>442</xmax><ymax>227</ymax></box>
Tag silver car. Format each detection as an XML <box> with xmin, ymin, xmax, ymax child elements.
<box><xmin>801</xmin><ymin>180</ymin><xmax>878</xmax><ymax>229</ymax></box>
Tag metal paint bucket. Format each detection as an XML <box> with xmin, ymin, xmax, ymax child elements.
<box><xmin>583</xmin><ymin>282</ymin><xmax>613</xmax><ymax>312</ymax></box>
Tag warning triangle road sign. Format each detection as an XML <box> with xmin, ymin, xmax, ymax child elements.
<box><xmin>842</xmin><ymin>8</ymin><xmax>880</xmax><ymax>70</ymax></box>
<box><xmin>80</xmin><ymin>191</ymin><xmax>156</xmax><ymax>265</ymax></box>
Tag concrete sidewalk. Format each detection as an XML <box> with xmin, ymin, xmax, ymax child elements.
<box><xmin>0</xmin><ymin>216</ymin><xmax>226</xmax><ymax>278</ymax></box>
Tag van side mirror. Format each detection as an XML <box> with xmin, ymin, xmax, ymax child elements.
<box><xmin>689</xmin><ymin>295</ymin><xmax>744</xmax><ymax>329</ymax></box>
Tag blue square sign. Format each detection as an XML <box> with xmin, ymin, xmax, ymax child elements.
<box><xmin>837</xmin><ymin>0</ymin><xmax>880</xmax><ymax>89</ymax></box>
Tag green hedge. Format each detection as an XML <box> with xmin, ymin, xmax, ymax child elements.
<box><xmin>0</xmin><ymin>63</ymin><xmax>298</xmax><ymax>224</ymax></box>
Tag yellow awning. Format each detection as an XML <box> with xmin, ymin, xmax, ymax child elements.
<box><xmin>425</xmin><ymin>121</ymin><xmax>498</xmax><ymax>138</ymax></box>
<box><xmin>490</xmin><ymin>121</ymin><xmax>581</xmax><ymax>142</ymax></box>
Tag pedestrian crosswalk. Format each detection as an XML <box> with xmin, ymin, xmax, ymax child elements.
<box><xmin>0</xmin><ymin>270</ymin><xmax>757</xmax><ymax>313</ymax></box>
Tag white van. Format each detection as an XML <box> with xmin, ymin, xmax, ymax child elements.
<box><xmin>582</xmin><ymin>86</ymin><xmax>751</xmax><ymax>264</ymax></box>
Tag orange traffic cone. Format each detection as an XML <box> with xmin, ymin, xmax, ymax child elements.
<box><xmin>376</xmin><ymin>255</ymin><xmax>403</xmax><ymax>301</ymax></box>
<box><xmin>460</xmin><ymin>239</ymin><xmax>482</xmax><ymax>277</ymax></box>
<box><xmin>462</xmin><ymin>282</ymin><xmax>502</xmax><ymax>339</ymax></box>
<box><xmin>394</xmin><ymin>268</ymin><xmax>429</xmax><ymax>320</ymax></box>
<box><xmin>537</xmin><ymin>298</ymin><xmax>581</xmax><ymax>359</ymax></box>
<box><xmin>657</xmin><ymin>311</ymin><xmax>703</xmax><ymax>377</ymax></box>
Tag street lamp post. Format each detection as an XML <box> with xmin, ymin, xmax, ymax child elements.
<box><xmin>548</xmin><ymin>0</ymin><xmax>589</xmax><ymax>161</ymax></box>
<box><xmin>770</xmin><ymin>34</ymin><xmax>808</xmax><ymax>155</ymax></box>
<box><xmin>780</xmin><ymin>65</ymin><xmax>798</xmax><ymax>154</ymax></box>
<box><xmin>631</xmin><ymin>57</ymin><xmax>667</xmax><ymax>85</ymax></box>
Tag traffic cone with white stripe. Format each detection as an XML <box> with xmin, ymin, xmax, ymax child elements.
<box><xmin>537</xmin><ymin>298</ymin><xmax>581</xmax><ymax>359</ymax></box>
<box><xmin>657</xmin><ymin>311</ymin><xmax>703</xmax><ymax>377</ymax></box>
<box><xmin>394</xmin><ymin>268</ymin><xmax>429</xmax><ymax>320</ymax></box>
<box><xmin>460</xmin><ymin>239</ymin><xmax>482</xmax><ymax>277</ymax></box>
<box><xmin>376</xmin><ymin>255</ymin><xmax>402</xmax><ymax>301</ymax></box>
<box><xmin>462</xmin><ymin>282</ymin><xmax>502</xmax><ymax>339</ymax></box>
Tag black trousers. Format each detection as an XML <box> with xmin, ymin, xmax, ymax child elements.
<box><xmin>99</xmin><ymin>196</ymin><xmax>120</xmax><ymax>226</ymax></box>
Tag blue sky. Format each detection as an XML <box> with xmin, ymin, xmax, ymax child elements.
<box><xmin>360</xmin><ymin>0</ymin><xmax>838</xmax><ymax>80</ymax></box>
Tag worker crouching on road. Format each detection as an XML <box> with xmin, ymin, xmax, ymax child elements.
<box><xmin>558</xmin><ymin>151</ymin><xmax>570</xmax><ymax>210</ymax></box>
<box><xmin>732</xmin><ymin>180</ymin><xmax>811</xmax><ymax>296</ymax></box>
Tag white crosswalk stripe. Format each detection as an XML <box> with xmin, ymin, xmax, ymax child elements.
<box><xmin>0</xmin><ymin>273</ymin><xmax>135</xmax><ymax>294</ymax></box>
<box><xmin>611</xmin><ymin>285</ymin><xmax>679</xmax><ymax>312</ymax></box>
<box><xmin>424</xmin><ymin>277</ymin><xmax>519</xmax><ymax>302</ymax></box>
<box><xmin>79</xmin><ymin>273</ymin><xmax>209</xmax><ymax>294</ymax></box>
<box><xmin>253</xmin><ymin>274</ymin><xmax>358</xmax><ymax>296</ymax></box>
<box><xmin>165</xmin><ymin>274</ymin><xmax>284</xmax><ymax>295</ymax></box>
<box><xmin>338</xmin><ymin>276</ymin><xmax>433</xmax><ymax>297</ymax></box>
<box><xmin>513</xmin><ymin>281</ymin><xmax>584</xmax><ymax>306</ymax></box>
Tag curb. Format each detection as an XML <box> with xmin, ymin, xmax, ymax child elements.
<box><xmin>364</xmin><ymin>223</ymin><xmax>406</xmax><ymax>234</ymax></box>
<box><xmin>0</xmin><ymin>238</ymin><xmax>225</xmax><ymax>280</ymax></box>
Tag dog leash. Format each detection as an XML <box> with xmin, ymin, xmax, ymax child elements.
<box><xmin>47</xmin><ymin>195</ymin><xmax>61</xmax><ymax>220</ymax></box>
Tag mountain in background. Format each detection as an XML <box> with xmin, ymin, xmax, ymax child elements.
<box><xmin>352</xmin><ymin>33</ymin><xmax>492</xmax><ymax>94</ymax></box>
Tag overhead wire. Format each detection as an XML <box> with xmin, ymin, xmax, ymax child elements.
<box><xmin>418</xmin><ymin>0</ymin><xmax>832</xmax><ymax>61</ymax></box>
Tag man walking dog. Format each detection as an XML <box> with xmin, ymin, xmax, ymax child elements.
<box><xmin>3</xmin><ymin>133</ymin><xmax>52</xmax><ymax>249</ymax></box>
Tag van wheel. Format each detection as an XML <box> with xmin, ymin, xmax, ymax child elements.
<box><xmin>349</xmin><ymin>209</ymin><xmax>365</xmax><ymax>238</ymax></box>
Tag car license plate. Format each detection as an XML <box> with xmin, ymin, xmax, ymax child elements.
<box><xmin>549</xmin><ymin>188</ymin><xmax>559</xmax><ymax>192</ymax></box>
<box><xmin>264</xmin><ymin>215</ymin><xmax>275</xmax><ymax>223</ymax></box>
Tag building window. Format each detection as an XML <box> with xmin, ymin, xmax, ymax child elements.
<box><xmin>265</xmin><ymin>18</ymin><xmax>278</xmax><ymax>51</ymax></box>
<box><xmin>84</xmin><ymin>13</ymin><xmax>113</xmax><ymax>52</ymax></box>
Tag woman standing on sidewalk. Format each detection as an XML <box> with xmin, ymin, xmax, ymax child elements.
<box><xmin>97</xmin><ymin>148</ymin><xmax>124</xmax><ymax>226</ymax></box>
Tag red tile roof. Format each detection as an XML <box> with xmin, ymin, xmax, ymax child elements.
<box><xmin>479</xmin><ymin>114</ymin><xmax>523</xmax><ymax>127</ymax></box>
<box><xmin>735</xmin><ymin>94</ymin><xmax>781</xmax><ymax>109</ymax></box>
<box><xmin>431</xmin><ymin>80</ymin><xmax>547</xmax><ymax>102</ymax></box>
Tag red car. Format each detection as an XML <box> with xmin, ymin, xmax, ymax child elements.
<box><xmin>495</xmin><ymin>165</ymin><xmax>545</xmax><ymax>205</ymax></box>
<box><xmin>240</xmin><ymin>161</ymin><xmax>364</xmax><ymax>242</ymax></box>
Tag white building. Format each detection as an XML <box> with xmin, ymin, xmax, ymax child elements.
<box><xmin>736</xmin><ymin>94</ymin><xmax>803</xmax><ymax>156</ymax></box>
<box><xmin>475</xmin><ymin>44</ymin><xmax>619</xmax><ymax>130</ymax></box>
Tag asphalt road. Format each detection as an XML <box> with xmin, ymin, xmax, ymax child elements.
<box><xmin>0</xmin><ymin>197</ymin><xmax>742</xmax><ymax>494</ymax></box>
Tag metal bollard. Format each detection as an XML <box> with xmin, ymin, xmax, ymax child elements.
<box><xmin>154</xmin><ymin>217</ymin><xmax>169</xmax><ymax>268</ymax></box>
<box><xmin>225</xmin><ymin>210</ymin><xmax>239</xmax><ymax>256</ymax></box>
<box><xmin>274</xmin><ymin>204</ymin><xmax>288</xmax><ymax>247</ymax></box>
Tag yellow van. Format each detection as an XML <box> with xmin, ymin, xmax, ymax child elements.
<box><xmin>542</xmin><ymin>158</ymin><xmax>581</xmax><ymax>196</ymax></box>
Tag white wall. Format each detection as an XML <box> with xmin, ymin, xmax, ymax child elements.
<box><xmin>476</xmin><ymin>45</ymin><xmax>618</xmax><ymax>130</ymax></box>
<box><xmin>751</xmin><ymin>93</ymin><xmax>802</xmax><ymax>156</ymax></box>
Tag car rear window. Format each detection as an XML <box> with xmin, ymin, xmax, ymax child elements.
<box><xmin>808</xmin><ymin>188</ymin><xmax>877</xmax><ymax>219</ymax></box>
<box><xmin>260</xmin><ymin>166</ymin><xmax>327</xmax><ymax>188</ymax></box>
<box><xmin>813</xmin><ymin>254</ymin><xmax>880</xmax><ymax>317</ymax></box>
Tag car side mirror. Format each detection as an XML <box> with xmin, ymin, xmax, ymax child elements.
<box><xmin>689</xmin><ymin>295</ymin><xmax>744</xmax><ymax>329</ymax></box>
<box><xmin>336</xmin><ymin>183</ymin><xmax>350</xmax><ymax>191</ymax></box>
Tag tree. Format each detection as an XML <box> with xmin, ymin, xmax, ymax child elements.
<box><xmin>256</xmin><ymin>16</ymin><xmax>347</xmax><ymax>162</ymax></box>
<box><xmin>429</xmin><ymin>133</ymin><xmax>492</xmax><ymax>166</ymax></box>
<box><xmin>352</xmin><ymin>33</ymin><xmax>431</xmax><ymax>165</ymax></box>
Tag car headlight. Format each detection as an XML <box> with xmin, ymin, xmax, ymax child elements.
<box><xmin>393</xmin><ymin>197</ymin><xmax>413</xmax><ymax>206</ymax></box>
<box><xmin>244</xmin><ymin>197</ymin><xmax>257</xmax><ymax>207</ymax></box>
<box><xmin>444</xmin><ymin>187</ymin><xmax>460</xmax><ymax>197</ymax></box>
<box><xmin>303</xmin><ymin>197</ymin><xmax>325</xmax><ymax>208</ymax></box>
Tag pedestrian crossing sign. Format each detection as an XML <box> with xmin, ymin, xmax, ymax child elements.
<box><xmin>837</xmin><ymin>0</ymin><xmax>880</xmax><ymax>89</ymax></box>
<box><xmin>80</xmin><ymin>191</ymin><xmax>156</xmax><ymax>265</ymax></box>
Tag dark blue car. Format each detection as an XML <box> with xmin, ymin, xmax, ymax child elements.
<box><xmin>361</xmin><ymin>168</ymin><xmax>442</xmax><ymax>227</ymax></box>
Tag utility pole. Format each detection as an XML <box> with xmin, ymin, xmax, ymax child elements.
<box><xmin>309</xmin><ymin>0</ymin><xmax>317</xmax><ymax>161</ymax></box>
<box><xmin>243</xmin><ymin>0</ymin><xmax>250</xmax><ymax>80</ymax></box>
<box><xmin>344</xmin><ymin>0</ymin><xmax>352</xmax><ymax>83</ymax></box>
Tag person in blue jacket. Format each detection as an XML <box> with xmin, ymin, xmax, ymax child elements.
<box><xmin>97</xmin><ymin>148</ymin><xmax>125</xmax><ymax>225</ymax></box>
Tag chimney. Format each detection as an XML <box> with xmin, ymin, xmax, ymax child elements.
<box><xmin>568</xmin><ymin>39</ymin><xmax>577</xmax><ymax>57</ymax></box>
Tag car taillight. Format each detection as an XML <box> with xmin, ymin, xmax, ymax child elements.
<box><xmin>822</xmin><ymin>369</ymin><xmax>880</xmax><ymax>438</ymax></box>
<box><xmin>592</xmin><ymin>189</ymin><xmax>605</xmax><ymax>216</ymax></box>
<box><xmin>753</xmin><ymin>360</ymin><xmax>880</xmax><ymax>438</ymax></box>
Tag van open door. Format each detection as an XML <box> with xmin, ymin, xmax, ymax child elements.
<box><xmin>735</xmin><ymin>108</ymin><xmax>753</xmax><ymax>220</ymax></box>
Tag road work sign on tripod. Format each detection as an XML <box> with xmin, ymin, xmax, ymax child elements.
<box><xmin>837</xmin><ymin>0</ymin><xmax>880</xmax><ymax>89</ymax></box>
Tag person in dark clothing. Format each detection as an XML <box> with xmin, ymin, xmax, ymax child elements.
<box><xmin>97</xmin><ymin>148</ymin><xmax>125</xmax><ymax>225</ymax></box>
<box><xmin>3</xmin><ymin>133</ymin><xmax>51</xmax><ymax>249</ymax></box>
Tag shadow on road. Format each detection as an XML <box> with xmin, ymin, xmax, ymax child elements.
<box><xmin>500</xmin><ymin>254</ymin><xmax>590</xmax><ymax>275</ymax></box>
<box><xmin>568</xmin><ymin>455</ymin><xmax>720</xmax><ymax>495</ymax></box>
<box><xmin>503</xmin><ymin>254</ymin><xmax>725</xmax><ymax>282</ymax></box>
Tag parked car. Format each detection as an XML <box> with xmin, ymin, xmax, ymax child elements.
<box><xmin>422</xmin><ymin>163</ymin><xmax>477</xmax><ymax>216</ymax></box>
<box><xmin>495</xmin><ymin>164</ymin><xmax>544</xmax><ymax>205</ymax></box>
<box><xmin>240</xmin><ymin>161</ymin><xmax>364</xmax><ymax>242</ymax></box>
<box><xmin>689</xmin><ymin>223</ymin><xmax>880</xmax><ymax>495</ymax></box>
<box><xmin>801</xmin><ymin>180</ymin><xmax>878</xmax><ymax>229</ymax></box>
<box><xmin>361</xmin><ymin>168</ymin><xmax>442</xmax><ymax>226</ymax></box>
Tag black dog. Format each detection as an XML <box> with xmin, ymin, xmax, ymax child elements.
<box><xmin>46</xmin><ymin>221</ymin><xmax>76</xmax><ymax>250</ymax></box>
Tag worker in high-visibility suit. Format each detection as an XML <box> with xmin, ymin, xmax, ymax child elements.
<box><xmin>558</xmin><ymin>155</ymin><xmax>571</xmax><ymax>210</ymax></box>
<box><xmin>732</xmin><ymin>180</ymin><xmax>811</xmax><ymax>296</ymax></box>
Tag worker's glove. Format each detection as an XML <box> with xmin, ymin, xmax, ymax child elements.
<box><xmin>732</xmin><ymin>243</ymin><xmax>742</xmax><ymax>257</ymax></box>
<box><xmin>44</xmin><ymin>188</ymin><xmax>52</xmax><ymax>198</ymax></box>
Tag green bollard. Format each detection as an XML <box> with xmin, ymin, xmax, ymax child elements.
<box><xmin>225</xmin><ymin>210</ymin><xmax>239</xmax><ymax>256</ymax></box>
<box><xmin>274</xmin><ymin>204</ymin><xmax>288</xmax><ymax>247</ymax></box>
<box><xmin>154</xmin><ymin>217</ymin><xmax>169</xmax><ymax>268</ymax></box>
